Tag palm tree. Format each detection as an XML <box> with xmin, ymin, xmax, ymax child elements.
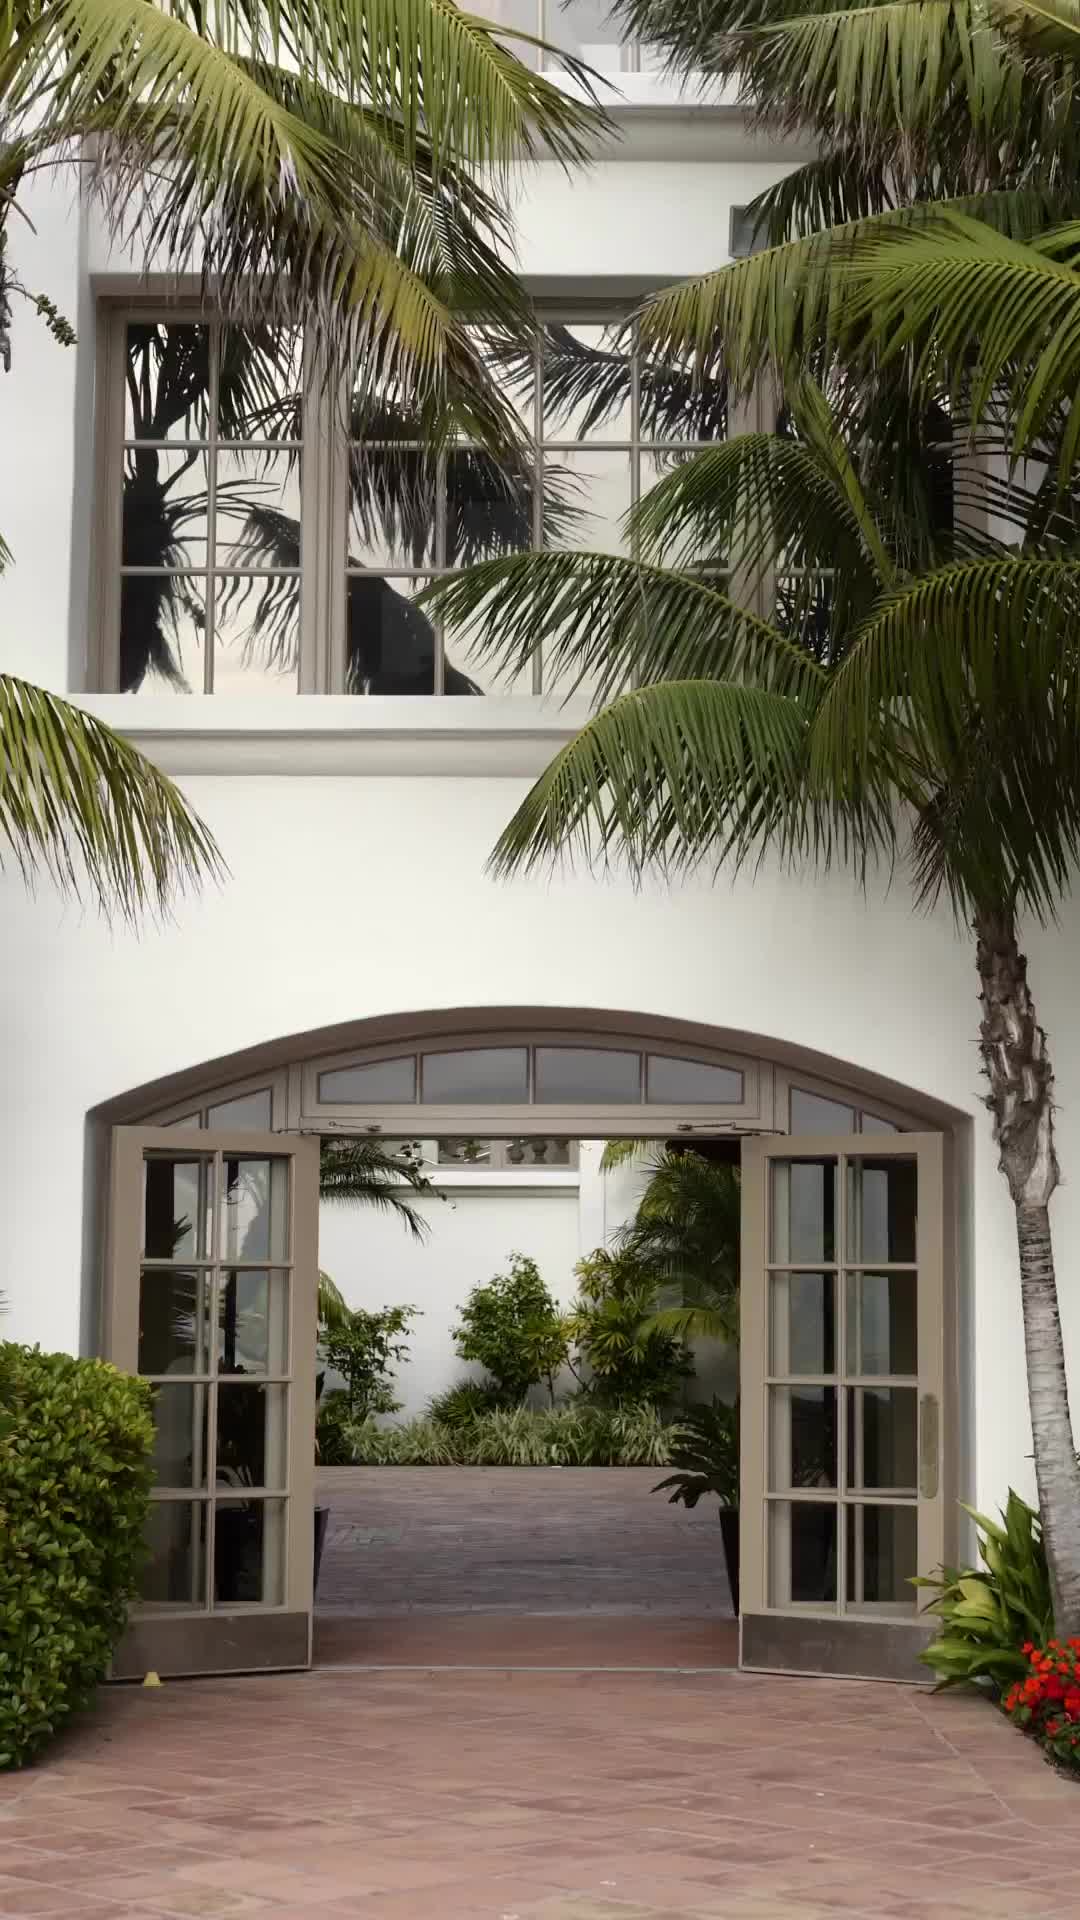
<box><xmin>621</xmin><ymin>1148</ymin><xmax>740</xmax><ymax>1346</ymax></box>
<box><xmin>422</xmin><ymin>377</ymin><xmax>1080</xmax><ymax>1635</ymax></box>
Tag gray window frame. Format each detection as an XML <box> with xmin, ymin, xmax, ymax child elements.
<box><xmin>91</xmin><ymin>298</ymin><xmax>730</xmax><ymax>697</ymax></box>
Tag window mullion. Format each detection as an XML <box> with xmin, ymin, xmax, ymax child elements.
<box><xmin>532</xmin><ymin>327</ymin><xmax>544</xmax><ymax>695</ymax></box>
<box><xmin>204</xmin><ymin>322</ymin><xmax>220</xmax><ymax>694</ymax></box>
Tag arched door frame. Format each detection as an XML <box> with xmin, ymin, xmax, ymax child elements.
<box><xmin>95</xmin><ymin>1004</ymin><xmax>965</xmax><ymax>1140</ymax></box>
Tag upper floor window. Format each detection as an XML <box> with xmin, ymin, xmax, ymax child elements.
<box><xmin>471</xmin><ymin>0</ymin><xmax>644</xmax><ymax>73</ymax></box>
<box><xmin>92</xmin><ymin>304</ymin><xmax>727</xmax><ymax>698</ymax></box>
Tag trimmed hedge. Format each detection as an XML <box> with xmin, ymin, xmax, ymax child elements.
<box><xmin>0</xmin><ymin>1344</ymin><xmax>155</xmax><ymax>1769</ymax></box>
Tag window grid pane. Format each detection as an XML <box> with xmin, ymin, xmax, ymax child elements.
<box><xmin>343</xmin><ymin>311</ymin><xmax>725</xmax><ymax>700</ymax></box>
<box><xmin>119</xmin><ymin>319</ymin><xmax>302</xmax><ymax>696</ymax></box>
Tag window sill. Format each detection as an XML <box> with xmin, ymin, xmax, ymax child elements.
<box><xmin>77</xmin><ymin>694</ymin><xmax>593</xmax><ymax>777</ymax></box>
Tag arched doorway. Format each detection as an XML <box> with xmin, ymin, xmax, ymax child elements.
<box><xmin>97</xmin><ymin>1010</ymin><xmax>963</xmax><ymax>1685</ymax></box>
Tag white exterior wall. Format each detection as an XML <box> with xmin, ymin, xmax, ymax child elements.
<box><xmin>0</xmin><ymin>104</ymin><xmax>1075</xmax><ymax>1529</ymax></box>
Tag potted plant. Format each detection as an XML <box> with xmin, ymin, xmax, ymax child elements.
<box><xmin>653</xmin><ymin>1398</ymin><xmax>740</xmax><ymax>1613</ymax></box>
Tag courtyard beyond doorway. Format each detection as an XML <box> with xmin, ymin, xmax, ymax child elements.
<box><xmin>313</xmin><ymin>1466</ymin><xmax>738</xmax><ymax>1670</ymax></box>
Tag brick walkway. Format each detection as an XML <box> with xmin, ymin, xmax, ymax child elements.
<box><xmin>5</xmin><ymin>1665</ymin><xmax>1079</xmax><ymax>1919</ymax></box>
<box><xmin>313</xmin><ymin>1467</ymin><xmax>735</xmax><ymax>1669</ymax></box>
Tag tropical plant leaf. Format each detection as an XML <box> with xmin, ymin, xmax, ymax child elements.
<box><xmin>0</xmin><ymin>674</ymin><xmax>221</xmax><ymax>916</ymax></box>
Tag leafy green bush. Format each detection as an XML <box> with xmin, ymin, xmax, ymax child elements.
<box><xmin>916</xmin><ymin>1492</ymin><xmax>1053</xmax><ymax>1693</ymax></box>
<box><xmin>653</xmin><ymin>1398</ymin><xmax>739</xmax><ymax>1509</ymax></box>
<box><xmin>330</xmin><ymin>1401</ymin><xmax>688</xmax><ymax>1467</ymax></box>
<box><xmin>569</xmin><ymin>1246</ymin><xmax>693</xmax><ymax>1407</ymax></box>
<box><xmin>0</xmin><ymin>1344</ymin><xmax>154</xmax><ymax>1769</ymax></box>
<box><xmin>427</xmin><ymin>1379</ymin><xmax>511</xmax><ymax>1427</ymax></box>
<box><xmin>321</xmin><ymin>1302</ymin><xmax>418</xmax><ymax>1421</ymax></box>
<box><xmin>453</xmin><ymin>1255</ymin><xmax>568</xmax><ymax>1403</ymax></box>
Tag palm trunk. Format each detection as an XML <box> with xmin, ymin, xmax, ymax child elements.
<box><xmin>975</xmin><ymin>905</ymin><xmax>1080</xmax><ymax>1635</ymax></box>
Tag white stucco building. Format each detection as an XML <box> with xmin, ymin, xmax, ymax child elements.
<box><xmin>3</xmin><ymin>8</ymin><xmax>1076</xmax><ymax>1685</ymax></box>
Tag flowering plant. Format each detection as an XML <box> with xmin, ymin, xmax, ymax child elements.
<box><xmin>1002</xmin><ymin>1640</ymin><xmax>1080</xmax><ymax>1773</ymax></box>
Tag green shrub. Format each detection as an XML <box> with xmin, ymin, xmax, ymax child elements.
<box><xmin>321</xmin><ymin>1302</ymin><xmax>418</xmax><ymax>1422</ymax></box>
<box><xmin>426</xmin><ymin>1379</ymin><xmax>511</xmax><ymax>1428</ymax></box>
<box><xmin>0</xmin><ymin>1344</ymin><xmax>154</xmax><ymax>1769</ymax></box>
<box><xmin>453</xmin><ymin>1255</ymin><xmax>568</xmax><ymax>1403</ymax></box>
<box><xmin>915</xmin><ymin>1491</ymin><xmax>1053</xmax><ymax>1693</ymax></box>
<box><xmin>568</xmin><ymin>1246</ymin><xmax>693</xmax><ymax>1407</ymax></box>
<box><xmin>326</xmin><ymin>1401</ymin><xmax>689</xmax><ymax>1468</ymax></box>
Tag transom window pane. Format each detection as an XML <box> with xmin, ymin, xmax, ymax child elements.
<box><xmin>790</xmin><ymin>1087</ymin><xmax>856</xmax><ymax>1133</ymax></box>
<box><xmin>318</xmin><ymin>1058</ymin><xmax>417</xmax><ymax>1105</ymax></box>
<box><xmin>533</xmin><ymin>1047</ymin><xmax>641</xmax><ymax>1103</ymax></box>
<box><xmin>646</xmin><ymin>1055</ymin><xmax>743</xmax><ymax>1104</ymax></box>
<box><xmin>206</xmin><ymin>1088</ymin><xmax>273</xmax><ymax>1130</ymax></box>
<box><xmin>421</xmin><ymin>1048</ymin><xmax>529</xmax><ymax>1103</ymax></box>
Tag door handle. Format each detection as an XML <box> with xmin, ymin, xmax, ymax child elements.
<box><xmin>919</xmin><ymin>1393</ymin><xmax>939</xmax><ymax>1499</ymax></box>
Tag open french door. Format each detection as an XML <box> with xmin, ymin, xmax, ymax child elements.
<box><xmin>739</xmin><ymin>1132</ymin><xmax>948</xmax><ymax>1681</ymax></box>
<box><xmin>105</xmin><ymin>1126</ymin><xmax>320</xmax><ymax>1679</ymax></box>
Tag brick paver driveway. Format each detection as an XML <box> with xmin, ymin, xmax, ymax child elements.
<box><xmin>5</xmin><ymin>1665</ymin><xmax>1079</xmax><ymax>1919</ymax></box>
<box><xmin>313</xmin><ymin>1467</ymin><xmax>737</xmax><ymax>1668</ymax></box>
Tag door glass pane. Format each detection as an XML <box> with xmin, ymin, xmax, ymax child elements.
<box><xmin>789</xmin><ymin>1087</ymin><xmax>855</xmax><ymax>1133</ymax></box>
<box><xmin>533</xmin><ymin>1047</ymin><xmax>640</xmax><ymax>1103</ymax></box>
<box><xmin>143</xmin><ymin>1155</ymin><xmax>210</xmax><ymax>1260</ymax></box>
<box><xmin>317</xmin><ymin>1057</ymin><xmax>416</xmax><ymax>1104</ymax></box>
<box><xmin>216</xmin><ymin>1270</ymin><xmax>289</xmax><ymax>1375</ymax></box>
<box><xmin>846</xmin><ymin>1504</ymin><xmax>918</xmax><ymax>1609</ymax></box>
<box><xmin>150</xmin><ymin>1384</ymin><xmax>208</xmax><ymax>1487</ymax></box>
<box><xmin>847</xmin><ymin>1158</ymin><xmax>917</xmax><ymax>1264</ymax></box>
<box><xmin>206</xmin><ymin>1088</ymin><xmax>273</xmax><ymax>1130</ymax></box>
<box><xmin>214</xmin><ymin>1499</ymin><xmax>286</xmax><ymax>1605</ymax></box>
<box><xmin>770</xmin><ymin>1160</ymin><xmax>837</xmax><ymax>1264</ymax></box>
<box><xmin>769</xmin><ymin>1386</ymin><xmax>837</xmax><ymax>1490</ymax></box>
<box><xmin>216</xmin><ymin>1383</ymin><xmax>288</xmax><ymax>1489</ymax></box>
<box><xmin>646</xmin><ymin>1056</ymin><xmax>743</xmax><ymax>1104</ymax></box>
<box><xmin>860</xmin><ymin>1111</ymin><xmax>899</xmax><ymax>1135</ymax></box>
<box><xmin>139</xmin><ymin>1268</ymin><xmax>208</xmax><ymax>1374</ymax></box>
<box><xmin>421</xmin><ymin>1048</ymin><xmax>529</xmax><ymax>1103</ymax></box>
<box><xmin>846</xmin><ymin>1272</ymin><xmax>917</xmax><ymax>1376</ymax></box>
<box><xmin>846</xmin><ymin>1387</ymin><xmax>918</xmax><ymax>1492</ymax></box>
<box><xmin>769</xmin><ymin>1273</ymin><xmax>835</xmax><ymax>1376</ymax></box>
<box><xmin>220</xmin><ymin>1157</ymin><xmax>289</xmax><ymax>1262</ymax></box>
<box><xmin>768</xmin><ymin>1502</ymin><xmax>837</xmax><ymax>1607</ymax></box>
<box><xmin>141</xmin><ymin>1501</ymin><xmax>208</xmax><ymax>1609</ymax></box>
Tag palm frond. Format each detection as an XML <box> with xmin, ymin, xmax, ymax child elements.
<box><xmin>318</xmin><ymin>1136</ymin><xmax>433</xmax><ymax>1240</ymax></box>
<box><xmin>0</xmin><ymin>675</ymin><xmax>222</xmax><ymax>916</ymax></box>
<box><xmin>318</xmin><ymin>1270</ymin><xmax>352</xmax><ymax>1332</ymax></box>
<box><xmin>489</xmin><ymin>678</ymin><xmax>828</xmax><ymax>878</ymax></box>
<box><xmin>833</xmin><ymin>212</ymin><xmax>1080</xmax><ymax>475</ymax></box>
<box><xmin>812</xmin><ymin>554</ymin><xmax>1080</xmax><ymax>915</ymax></box>
<box><xmin>634</xmin><ymin>190</ymin><xmax>1075</xmax><ymax>394</ymax></box>
<box><xmin>599</xmin><ymin>1139</ymin><xmax>652</xmax><ymax>1171</ymax></box>
<box><xmin>422</xmin><ymin>551</ymin><xmax>827</xmax><ymax>706</ymax></box>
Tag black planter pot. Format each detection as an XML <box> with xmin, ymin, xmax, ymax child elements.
<box><xmin>313</xmin><ymin>1505</ymin><xmax>330</xmax><ymax>1595</ymax></box>
<box><xmin>718</xmin><ymin>1506</ymin><xmax>740</xmax><ymax>1615</ymax></box>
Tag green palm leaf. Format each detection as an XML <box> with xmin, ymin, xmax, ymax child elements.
<box><xmin>490</xmin><ymin>679</ymin><xmax>824</xmax><ymax>877</ymax></box>
<box><xmin>423</xmin><ymin>551</ymin><xmax>827</xmax><ymax>705</ymax></box>
<box><xmin>0</xmin><ymin>675</ymin><xmax>221</xmax><ymax>916</ymax></box>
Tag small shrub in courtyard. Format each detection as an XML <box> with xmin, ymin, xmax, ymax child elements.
<box><xmin>916</xmin><ymin>1492</ymin><xmax>1052</xmax><ymax>1692</ymax></box>
<box><xmin>0</xmin><ymin>1344</ymin><xmax>154</xmax><ymax>1769</ymax></box>
<box><xmin>453</xmin><ymin>1255</ymin><xmax>568</xmax><ymax>1403</ymax></box>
